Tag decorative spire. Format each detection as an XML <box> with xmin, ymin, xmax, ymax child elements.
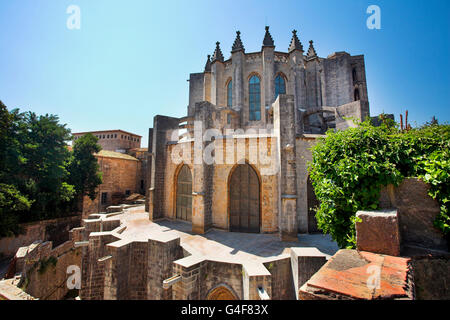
<box><xmin>262</xmin><ymin>26</ymin><xmax>274</xmax><ymax>47</ymax></box>
<box><xmin>204</xmin><ymin>55</ymin><xmax>211</xmax><ymax>72</ymax></box>
<box><xmin>212</xmin><ymin>42</ymin><xmax>224</xmax><ymax>62</ymax></box>
<box><xmin>307</xmin><ymin>40</ymin><xmax>317</xmax><ymax>59</ymax></box>
<box><xmin>288</xmin><ymin>29</ymin><xmax>303</xmax><ymax>53</ymax></box>
<box><xmin>231</xmin><ymin>31</ymin><xmax>245</xmax><ymax>53</ymax></box>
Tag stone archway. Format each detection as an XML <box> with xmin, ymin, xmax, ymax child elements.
<box><xmin>206</xmin><ymin>285</ymin><xmax>238</xmax><ymax>300</ymax></box>
<box><xmin>176</xmin><ymin>164</ymin><xmax>192</xmax><ymax>221</ymax></box>
<box><xmin>229</xmin><ymin>163</ymin><xmax>261</xmax><ymax>233</ymax></box>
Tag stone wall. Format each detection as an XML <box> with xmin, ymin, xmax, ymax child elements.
<box><xmin>273</xmin><ymin>94</ymin><xmax>298</xmax><ymax>241</ymax></box>
<box><xmin>149</xmin><ymin>115</ymin><xmax>180</xmax><ymax>221</ymax></box>
<box><xmin>295</xmin><ymin>134</ymin><xmax>321</xmax><ymax>233</ymax></box>
<box><xmin>0</xmin><ymin>215</ymin><xmax>81</xmax><ymax>258</ymax></box>
<box><xmin>379</xmin><ymin>178</ymin><xmax>448</xmax><ymax>252</ymax></box>
<box><xmin>263</xmin><ymin>256</ymin><xmax>295</xmax><ymax>300</ymax></box>
<box><xmin>7</xmin><ymin>239</ymin><xmax>81</xmax><ymax>300</ymax></box>
<box><xmin>78</xmin><ymin>213</ymin><xmax>185</xmax><ymax>300</ymax></box>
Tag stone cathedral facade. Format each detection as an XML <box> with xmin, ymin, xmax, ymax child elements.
<box><xmin>146</xmin><ymin>27</ymin><xmax>370</xmax><ymax>240</ymax></box>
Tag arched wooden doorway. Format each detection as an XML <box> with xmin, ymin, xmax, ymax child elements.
<box><xmin>307</xmin><ymin>177</ymin><xmax>320</xmax><ymax>233</ymax></box>
<box><xmin>176</xmin><ymin>165</ymin><xmax>192</xmax><ymax>222</ymax></box>
<box><xmin>229</xmin><ymin>164</ymin><xmax>260</xmax><ymax>233</ymax></box>
<box><xmin>206</xmin><ymin>285</ymin><xmax>238</xmax><ymax>300</ymax></box>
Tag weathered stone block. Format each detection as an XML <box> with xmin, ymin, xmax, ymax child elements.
<box><xmin>411</xmin><ymin>254</ymin><xmax>450</xmax><ymax>300</ymax></box>
<box><xmin>379</xmin><ymin>178</ymin><xmax>447</xmax><ymax>251</ymax></box>
<box><xmin>290</xmin><ymin>247</ymin><xmax>327</xmax><ymax>299</ymax></box>
<box><xmin>356</xmin><ymin>209</ymin><xmax>401</xmax><ymax>256</ymax></box>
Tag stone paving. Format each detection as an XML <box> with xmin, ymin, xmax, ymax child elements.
<box><xmin>117</xmin><ymin>206</ymin><xmax>339</xmax><ymax>265</ymax></box>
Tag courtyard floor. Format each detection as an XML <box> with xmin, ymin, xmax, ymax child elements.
<box><xmin>115</xmin><ymin>205</ymin><xmax>339</xmax><ymax>265</ymax></box>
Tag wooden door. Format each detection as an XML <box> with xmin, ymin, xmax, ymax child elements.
<box><xmin>176</xmin><ymin>165</ymin><xmax>192</xmax><ymax>221</ymax></box>
<box><xmin>229</xmin><ymin>164</ymin><xmax>260</xmax><ymax>233</ymax></box>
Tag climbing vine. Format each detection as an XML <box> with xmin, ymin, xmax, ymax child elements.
<box><xmin>308</xmin><ymin>118</ymin><xmax>450</xmax><ymax>249</ymax></box>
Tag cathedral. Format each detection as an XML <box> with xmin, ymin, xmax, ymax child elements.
<box><xmin>146</xmin><ymin>26</ymin><xmax>370</xmax><ymax>241</ymax></box>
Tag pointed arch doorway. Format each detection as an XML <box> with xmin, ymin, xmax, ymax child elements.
<box><xmin>229</xmin><ymin>164</ymin><xmax>260</xmax><ymax>233</ymax></box>
<box><xmin>176</xmin><ymin>165</ymin><xmax>192</xmax><ymax>222</ymax></box>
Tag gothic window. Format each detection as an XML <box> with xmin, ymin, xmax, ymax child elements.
<box><xmin>249</xmin><ymin>75</ymin><xmax>261</xmax><ymax>121</ymax></box>
<box><xmin>352</xmin><ymin>68</ymin><xmax>357</xmax><ymax>83</ymax></box>
<box><xmin>275</xmin><ymin>75</ymin><xmax>286</xmax><ymax>99</ymax></box>
<box><xmin>227</xmin><ymin>80</ymin><xmax>232</xmax><ymax>107</ymax></box>
<box><xmin>354</xmin><ymin>88</ymin><xmax>360</xmax><ymax>101</ymax></box>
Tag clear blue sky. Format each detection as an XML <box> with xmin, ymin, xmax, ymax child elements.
<box><xmin>1</xmin><ymin>0</ymin><xmax>449</xmax><ymax>147</ymax></box>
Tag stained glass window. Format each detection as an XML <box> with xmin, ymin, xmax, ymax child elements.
<box><xmin>249</xmin><ymin>75</ymin><xmax>261</xmax><ymax>121</ymax></box>
<box><xmin>275</xmin><ymin>75</ymin><xmax>286</xmax><ymax>99</ymax></box>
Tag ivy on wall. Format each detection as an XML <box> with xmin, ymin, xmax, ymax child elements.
<box><xmin>308</xmin><ymin>118</ymin><xmax>449</xmax><ymax>248</ymax></box>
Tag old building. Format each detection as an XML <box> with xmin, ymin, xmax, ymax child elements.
<box><xmin>73</xmin><ymin>130</ymin><xmax>142</xmax><ymax>153</ymax></box>
<box><xmin>72</xmin><ymin>130</ymin><xmax>148</xmax><ymax>217</ymax></box>
<box><xmin>146</xmin><ymin>27</ymin><xmax>370</xmax><ymax>240</ymax></box>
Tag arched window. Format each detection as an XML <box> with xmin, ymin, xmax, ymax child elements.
<box><xmin>227</xmin><ymin>80</ymin><xmax>232</xmax><ymax>107</ymax></box>
<box><xmin>249</xmin><ymin>75</ymin><xmax>261</xmax><ymax>121</ymax></box>
<box><xmin>354</xmin><ymin>88</ymin><xmax>360</xmax><ymax>101</ymax></box>
<box><xmin>352</xmin><ymin>68</ymin><xmax>357</xmax><ymax>83</ymax></box>
<box><xmin>275</xmin><ymin>75</ymin><xmax>286</xmax><ymax>99</ymax></box>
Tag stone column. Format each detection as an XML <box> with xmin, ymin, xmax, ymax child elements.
<box><xmin>203</xmin><ymin>71</ymin><xmax>211</xmax><ymax>103</ymax></box>
<box><xmin>147</xmin><ymin>234</ymin><xmax>183</xmax><ymax>300</ymax></box>
<box><xmin>242</xmin><ymin>263</ymin><xmax>272</xmax><ymax>300</ymax></box>
<box><xmin>149</xmin><ymin>115</ymin><xmax>179</xmax><ymax>221</ymax></box>
<box><xmin>273</xmin><ymin>94</ymin><xmax>298</xmax><ymax>241</ymax></box>
<box><xmin>289</xmin><ymin>50</ymin><xmax>306</xmax><ymax>135</ymax></box>
<box><xmin>290</xmin><ymin>247</ymin><xmax>327</xmax><ymax>300</ymax></box>
<box><xmin>211</xmin><ymin>61</ymin><xmax>224</xmax><ymax>106</ymax></box>
<box><xmin>231</xmin><ymin>51</ymin><xmax>244</xmax><ymax>113</ymax></box>
<box><xmin>104</xmin><ymin>240</ymin><xmax>131</xmax><ymax>300</ymax></box>
<box><xmin>191</xmin><ymin>102</ymin><xmax>215</xmax><ymax>234</ymax></box>
<box><xmin>172</xmin><ymin>255</ymin><xmax>205</xmax><ymax>300</ymax></box>
<box><xmin>145</xmin><ymin>128</ymin><xmax>153</xmax><ymax>213</ymax></box>
<box><xmin>80</xmin><ymin>233</ymin><xmax>119</xmax><ymax>300</ymax></box>
<box><xmin>262</xmin><ymin>46</ymin><xmax>274</xmax><ymax>124</ymax></box>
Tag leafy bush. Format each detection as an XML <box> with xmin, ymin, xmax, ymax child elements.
<box><xmin>309</xmin><ymin>119</ymin><xmax>450</xmax><ymax>248</ymax></box>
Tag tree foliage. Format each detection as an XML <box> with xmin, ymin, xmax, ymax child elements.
<box><xmin>68</xmin><ymin>133</ymin><xmax>102</xmax><ymax>203</ymax></box>
<box><xmin>0</xmin><ymin>101</ymin><xmax>102</xmax><ymax>237</ymax></box>
<box><xmin>309</xmin><ymin>117</ymin><xmax>450</xmax><ymax>248</ymax></box>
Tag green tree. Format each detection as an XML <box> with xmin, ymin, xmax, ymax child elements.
<box><xmin>0</xmin><ymin>101</ymin><xmax>24</xmax><ymax>183</ymax></box>
<box><xmin>0</xmin><ymin>102</ymin><xmax>105</xmax><ymax>235</ymax></box>
<box><xmin>68</xmin><ymin>133</ymin><xmax>102</xmax><ymax>211</ymax></box>
<box><xmin>0</xmin><ymin>184</ymin><xmax>32</xmax><ymax>237</ymax></box>
<box><xmin>0</xmin><ymin>102</ymin><xmax>31</xmax><ymax>236</ymax></box>
<box><xmin>18</xmin><ymin>112</ymin><xmax>75</xmax><ymax>220</ymax></box>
